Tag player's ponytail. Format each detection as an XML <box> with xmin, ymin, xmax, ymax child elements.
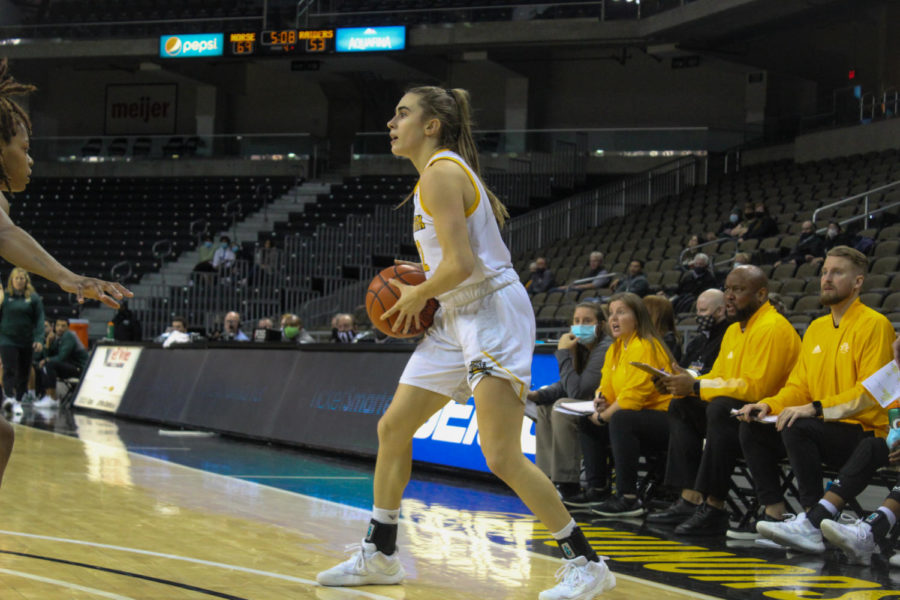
<box><xmin>0</xmin><ymin>59</ymin><xmax>36</xmax><ymax>192</ymax></box>
<box><xmin>405</xmin><ymin>86</ymin><xmax>509</xmax><ymax>228</ymax></box>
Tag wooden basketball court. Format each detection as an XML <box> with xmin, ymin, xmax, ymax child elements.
<box><xmin>0</xmin><ymin>419</ymin><xmax>712</xmax><ymax>600</ymax></box>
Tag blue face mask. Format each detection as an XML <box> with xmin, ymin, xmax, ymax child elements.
<box><xmin>204</xmin><ymin>241</ymin><xmax>213</xmax><ymax>248</ymax></box>
<box><xmin>570</xmin><ymin>324</ymin><xmax>596</xmax><ymax>344</ymax></box>
<box><xmin>221</xmin><ymin>242</ymin><xmax>229</xmax><ymax>249</ymax></box>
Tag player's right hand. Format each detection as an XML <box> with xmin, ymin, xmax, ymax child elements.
<box><xmin>394</xmin><ymin>258</ymin><xmax>424</xmax><ymax>270</ymax></box>
<box><xmin>58</xmin><ymin>275</ymin><xmax>133</xmax><ymax>309</ymax></box>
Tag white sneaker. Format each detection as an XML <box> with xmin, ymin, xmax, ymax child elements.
<box><xmin>1</xmin><ymin>397</ymin><xmax>14</xmax><ymax>411</ymax></box>
<box><xmin>33</xmin><ymin>395</ymin><xmax>58</xmax><ymax>408</ymax></box>
<box><xmin>316</xmin><ymin>540</ymin><xmax>405</xmax><ymax>586</ymax></box>
<box><xmin>820</xmin><ymin>517</ymin><xmax>878</xmax><ymax>565</ymax></box>
<box><xmin>539</xmin><ymin>556</ymin><xmax>616</xmax><ymax>600</ymax></box>
<box><xmin>889</xmin><ymin>552</ymin><xmax>900</xmax><ymax>568</ymax></box>
<box><xmin>10</xmin><ymin>401</ymin><xmax>23</xmax><ymax>421</ymax></box>
<box><xmin>756</xmin><ymin>512</ymin><xmax>824</xmax><ymax>554</ymax></box>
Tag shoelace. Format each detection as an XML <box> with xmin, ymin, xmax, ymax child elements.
<box><xmin>553</xmin><ymin>560</ymin><xmax>588</xmax><ymax>588</ymax></box>
<box><xmin>344</xmin><ymin>543</ymin><xmax>370</xmax><ymax>573</ymax></box>
<box><xmin>838</xmin><ymin>514</ymin><xmax>872</xmax><ymax>542</ymax></box>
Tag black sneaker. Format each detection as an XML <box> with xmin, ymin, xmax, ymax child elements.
<box><xmin>593</xmin><ymin>495</ymin><xmax>645</xmax><ymax>518</ymax></box>
<box><xmin>726</xmin><ymin>512</ymin><xmax>785</xmax><ymax>540</ymax></box>
<box><xmin>646</xmin><ymin>498</ymin><xmax>700</xmax><ymax>525</ymax></box>
<box><xmin>555</xmin><ymin>482</ymin><xmax>582</xmax><ymax>502</ymax></box>
<box><xmin>563</xmin><ymin>487</ymin><xmax>611</xmax><ymax>509</ymax></box>
<box><xmin>674</xmin><ymin>503</ymin><xmax>730</xmax><ymax>536</ymax></box>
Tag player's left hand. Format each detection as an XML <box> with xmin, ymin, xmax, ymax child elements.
<box><xmin>383</xmin><ymin>278</ymin><xmax>426</xmax><ymax>334</ymax></box>
<box><xmin>58</xmin><ymin>275</ymin><xmax>133</xmax><ymax>309</ymax></box>
<box><xmin>775</xmin><ymin>403</ymin><xmax>816</xmax><ymax>431</ymax></box>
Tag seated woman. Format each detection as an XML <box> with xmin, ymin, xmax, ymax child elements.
<box><xmin>527</xmin><ymin>302</ymin><xmax>611</xmax><ymax>506</ymax></box>
<box><xmin>586</xmin><ymin>292</ymin><xmax>673</xmax><ymax>517</ymax></box>
<box><xmin>643</xmin><ymin>295</ymin><xmax>683</xmax><ymax>363</ymax></box>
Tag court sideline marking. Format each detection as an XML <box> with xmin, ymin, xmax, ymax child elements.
<box><xmin>0</xmin><ymin>566</ymin><xmax>137</xmax><ymax>600</ymax></box>
<box><xmin>10</xmin><ymin>424</ymin><xmax>725</xmax><ymax>600</ymax></box>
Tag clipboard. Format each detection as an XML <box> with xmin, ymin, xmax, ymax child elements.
<box><xmin>629</xmin><ymin>361</ymin><xmax>670</xmax><ymax>378</ymax></box>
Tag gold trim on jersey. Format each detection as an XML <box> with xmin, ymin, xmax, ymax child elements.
<box><xmin>429</xmin><ymin>156</ymin><xmax>482</xmax><ymax>218</ymax></box>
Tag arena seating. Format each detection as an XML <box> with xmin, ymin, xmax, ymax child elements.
<box><xmin>7</xmin><ymin>175</ymin><xmax>294</xmax><ymax>318</ymax></box>
<box><xmin>517</xmin><ymin>148</ymin><xmax>900</xmax><ymax>329</ymax></box>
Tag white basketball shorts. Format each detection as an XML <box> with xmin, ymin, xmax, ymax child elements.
<box><xmin>399</xmin><ymin>271</ymin><xmax>536</xmax><ymax>404</ymax></box>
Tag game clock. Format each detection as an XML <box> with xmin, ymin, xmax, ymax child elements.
<box><xmin>226</xmin><ymin>29</ymin><xmax>335</xmax><ymax>56</ymax></box>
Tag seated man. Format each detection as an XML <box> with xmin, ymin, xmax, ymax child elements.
<box><xmin>557</xmin><ymin>251</ymin><xmax>611</xmax><ymax>292</ymax></box>
<box><xmin>647</xmin><ymin>266</ymin><xmax>800</xmax><ymax>536</ymax></box>
<box><xmin>736</xmin><ymin>246</ymin><xmax>895</xmax><ymax>550</ymax></box>
<box><xmin>283</xmin><ymin>314</ymin><xmax>315</xmax><ymax>344</ymax></box>
<box><xmin>193</xmin><ymin>234</ymin><xmax>216</xmax><ymax>272</ymax></box>
<box><xmin>776</xmin><ymin>220</ymin><xmax>825</xmax><ymax>266</ymax></box>
<box><xmin>527</xmin><ymin>256</ymin><xmax>555</xmax><ymax>294</ymax></box>
<box><xmin>220</xmin><ymin>311</ymin><xmax>249</xmax><ymax>342</ymax></box>
<box><xmin>609</xmin><ymin>260</ymin><xmax>649</xmax><ymax>298</ymax></box>
<box><xmin>212</xmin><ymin>235</ymin><xmax>236</xmax><ymax>272</ymax></box>
<box><xmin>331</xmin><ymin>313</ymin><xmax>357</xmax><ymax>343</ymax></box>
<box><xmin>671</xmin><ymin>253</ymin><xmax>717</xmax><ymax>314</ymax></box>
<box><xmin>34</xmin><ymin>317</ymin><xmax>89</xmax><ymax>408</ymax></box>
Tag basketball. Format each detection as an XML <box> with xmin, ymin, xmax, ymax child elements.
<box><xmin>366</xmin><ymin>264</ymin><xmax>439</xmax><ymax>338</ymax></box>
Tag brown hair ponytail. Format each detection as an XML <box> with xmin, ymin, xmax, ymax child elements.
<box><xmin>402</xmin><ymin>85</ymin><xmax>510</xmax><ymax>227</ymax></box>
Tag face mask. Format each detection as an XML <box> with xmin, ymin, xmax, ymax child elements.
<box><xmin>696</xmin><ymin>313</ymin><xmax>718</xmax><ymax>332</ymax></box>
<box><xmin>693</xmin><ymin>266</ymin><xmax>706</xmax><ymax>276</ymax></box>
<box><xmin>284</xmin><ymin>326</ymin><xmax>299</xmax><ymax>339</ymax></box>
<box><xmin>827</xmin><ymin>228</ymin><xmax>838</xmax><ymax>239</ymax></box>
<box><xmin>729</xmin><ymin>213</ymin><xmax>739</xmax><ymax>224</ymax></box>
<box><xmin>570</xmin><ymin>324</ymin><xmax>596</xmax><ymax>344</ymax></box>
<box><xmin>204</xmin><ymin>241</ymin><xmax>213</xmax><ymax>248</ymax></box>
<box><xmin>221</xmin><ymin>242</ymin><xmax>229</xmax><ymax>248</ymax></box>
<box><xmin>755</xmin><ymin>210</ymin><xmax>765</xmax><ymax>217</ymax></box>
<box><xmin>232</xmin><ymin>245</ymin><xmax>240</xmax><ymax>252</ymax></box>
<box><xmin>733</xmin><ymin>261</ymin><xmax>745</xmax><ymax>267</ymax></box>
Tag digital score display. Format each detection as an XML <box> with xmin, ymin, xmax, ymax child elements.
<box><xmin>226</xmin><ymin>29</ymin><xmax>335</xmax><ymax>56</ymax></box>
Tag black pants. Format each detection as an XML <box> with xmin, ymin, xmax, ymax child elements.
<box><xmin>608</xmin><ymin>408</ymin><xmax>669</xmax><ymax>496</ymax></box>
<box><xmin>828</xmin><ymin>436</ymin><xmax>890</xmax><ymax>504</ymax></box>
<box><xmin>665</xmin><ymin>395</ymin><xmax>744</xmax><ymax>500</ymax></box>
<box><xmin>783</xmin><ymin>418</ymin><xmax>874</xmax><ymax>507</ymax></box>
<box><xmin>663</xmin><ymin>395</ymin><xmax>707</xmax><ymax>490</ymax></box>
<box><xmin>576</xmin><ymin>416</ymin><xmax>610</xmax><ymax>489</ymax></box>
<box><xmin>38</xmin><ymin>361</ymin><xmax>82</xmax><ymax>391</ymax></box>
<box><xmin>739</xmin><ymin>420</ymin><xmax>786</xmax><ymax>506</ymax></box>
<box><xmin>0</xmin><ymin>345</ymin><xmax>33</xmax><ymax>401</ymax></box>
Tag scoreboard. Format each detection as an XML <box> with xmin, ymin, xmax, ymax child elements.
<box><xmin>226</xmin><ymin>29</ymin><xmax>336</xmax><ymax>56</ymax></box>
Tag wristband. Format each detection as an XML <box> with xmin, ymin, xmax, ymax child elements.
<box><xmin>812</xmin><ymin>400</ymin><xmax>823</xmax><ymax>418</ymax></box>
<box><xmin>693</xmin><ymin>380</ymin><xmax>701</xmax><ymax>395</ymax></box>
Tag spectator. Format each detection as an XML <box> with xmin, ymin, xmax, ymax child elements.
<box><xmin>610</xmin><ymin>260</ymin><xmax>649</xmax><ymax>298</ymax></box>
<box><xmin>732</xmin><ymin>252</ymin><xmax>752</xmax><ymax>267</ymax></box>
<box><xmin>776</xmin><ymin>221</ymin><xmax>825</xmax><ymax>266</ymax></box>
<box><xmin>727</xmin><ymin>203</ymin><xmax>756</xmax><ymax>239</ymax></box>
<box><xmin>681</xmin><ymin>235</ymin><xmax>701</xmax><ymax>268</ymax></box>
<box><xmin>810</xmin><ymin>221</ymin><xmax>857</xmax><ymax>265</ymax></box>
<box><xmin>258</xmin><ymin>317</ymin><xmax>275</xmax><ymax>330</ymax></box>
<box><xmin>212</xmin><ymin>235</ymin><xmax>236</xmax><ymax>271</ymax></box>
<box><xmin>704</xmin><ymin>231</ymin><xmax>718</xmax><ymax>243</ymax></box>
<box><xmin>670</xmin><ymin>253</ymin><xmax>717</xmax><ymax>314</ymax></box>
<box><xmin>642</xmin><ymin>295</ymin><xmax>682</xmax><ymax>363</ymax></box>
<box><xmin>648</xmin><ymin>265</ymin><xmax>801</xmax><ymax>536</ymax></box>
<box><xmin>718</xmin><ymin>210</ymin><xmax>742</xmax><ymax>238</ymax></box>
<box><xmin>527</xmin><ymin>302</ymin><xmax>611</xmax><ymax>506</ymax></box>
<box><xmin>283</xmin><ymin>314</ymin><xmax>315</xmax><ymax>344</ymax></box>
<box><xmin>254</xmin><ymin>239</ymin><xmax>280</xmax><ymax>279</ymax></box>
<box><xmin>35</xmin><ymin>317</ymin><xmax>88</xmax><ymax>408</ymax></box>
<box><xmin>332</xmin><ymin>313</ymin><xmax>357</xmax><ymax>343</ymax></box>
<box><xmin>590</xmin><ymin>292</ymin><xmax>674</xmax><ymax>517</ymax></box>
<box><xmin>221</xmin><ymin>311</ymin><xmax>249</xmax><ymax>341</ymax></box>
<box><xmin>0</xmin><ymin>268</ymin><xmax>44</xmax><ymax>416</ymax></box>
<box><xmin>737</xmin><ymin>246</ymin><xmax>895</xmax><ymax>550</ymax></box>
<box><xmin>112</xmin><ymin>300</ymin><xmax>142</xmax><ymax>342</ymax></box>
<box><xmin>526</xmin><ymin>257</ymin><xmax>555</xmax><ymax>294</ymax></box>
<box><xmin>160</xmin><ymin>315</ymin><xmax>192</xmax><ymax>347</ymax></box>
<box><xmin>742</xmin><ymin>202</ymin><xmax>778</xmax><ymax>240</ymax></box>
<box><xmin>559</xmin><ymin>252</ymin><xmax>611</xmax><ymax>291</ymax></box>
<box><xmin>192</xmin><ymin>234</ymin><xmax>216</xmax><ymax>272</ymax></box>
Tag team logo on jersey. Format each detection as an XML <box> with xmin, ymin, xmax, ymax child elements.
<box><xmin>839</xmin><ymin>342</ymin><xmax>850</xmax><ymax>354</ymax></box>
<box><xmin>468</xmin><ymin>360</ymin><xmax>494</xmax><ymax>378</ymax></box>
<box><xmin>413</xmin><ymin>214</ymin><xmax>426</xmax><ymax>232</ymax></box>
<box><xmin>812</xmin><ymin>345</ymin><xmax>822</xmax><ymax>354</ymax></box>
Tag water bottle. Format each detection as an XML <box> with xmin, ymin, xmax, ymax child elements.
<box><xmin>106</xmin><ymin>321</ymin><xmax>115</xmax><ymax>340</ymax></box>
<box><xmin>887</xmin><ymin>408</ymin><xmax>900</xmax><ymax>449</ymax></box>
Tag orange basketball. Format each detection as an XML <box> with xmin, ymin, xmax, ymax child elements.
<box><xmin>366</xmin><ymin>264</ymin><xmax>439</xmax><ymax>339</ymax></box>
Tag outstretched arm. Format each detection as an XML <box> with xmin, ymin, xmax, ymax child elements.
<box><xmin>0</xmin><ymin>192</ymin><xmax>132</xmax><ymax>308</ymax></box>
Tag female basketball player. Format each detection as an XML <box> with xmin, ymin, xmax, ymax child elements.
<box><xmin>317</xmin><ymin>86</ymin><xmax>615</xmax><ymax>600</ymax></box>
<box><xmin>0</xmin><ymin>58</ymin><xmax>131</xmax><ymax>485</ymax></box>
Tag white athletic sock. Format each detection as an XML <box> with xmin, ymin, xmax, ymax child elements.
<box><xmin>372</xmin><ymin>506</ymin><xmax>400</xmax><ymax>525</ymax></box>
<box><xmin>878</xmin><ymin>506</ymin><xmax>897</xmax><ymax>528</ymax></box>
<box><xmin>818</xmin><ymin>498</ymin><xmax>839</xmax><ymax>516</ymax></box>
<box><xmin>552</xmin><ymin>518</ymin><xmax>577</xmax><ymax>540</ymax></box>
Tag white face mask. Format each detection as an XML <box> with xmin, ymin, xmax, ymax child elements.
<box><xmin>827</xmin><ymin>228</ymin><xmax>838</xmax><ymax>239</ymax></box>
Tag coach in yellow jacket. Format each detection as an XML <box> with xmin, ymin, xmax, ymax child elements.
<box><xmin>738</xmin><ymin>246</ymin><xmax>896</xmax><ymax>554</ymax></box>
<box><xmin>647</xmin><ymin>265</ymin><xmax>800</xmax><ymax>536</ymax></box>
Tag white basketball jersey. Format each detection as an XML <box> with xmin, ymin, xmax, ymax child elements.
<box><xmin>412</xmin><ymin>149</ymin><xmax>513</xmax><ymax>300</ymax></box>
